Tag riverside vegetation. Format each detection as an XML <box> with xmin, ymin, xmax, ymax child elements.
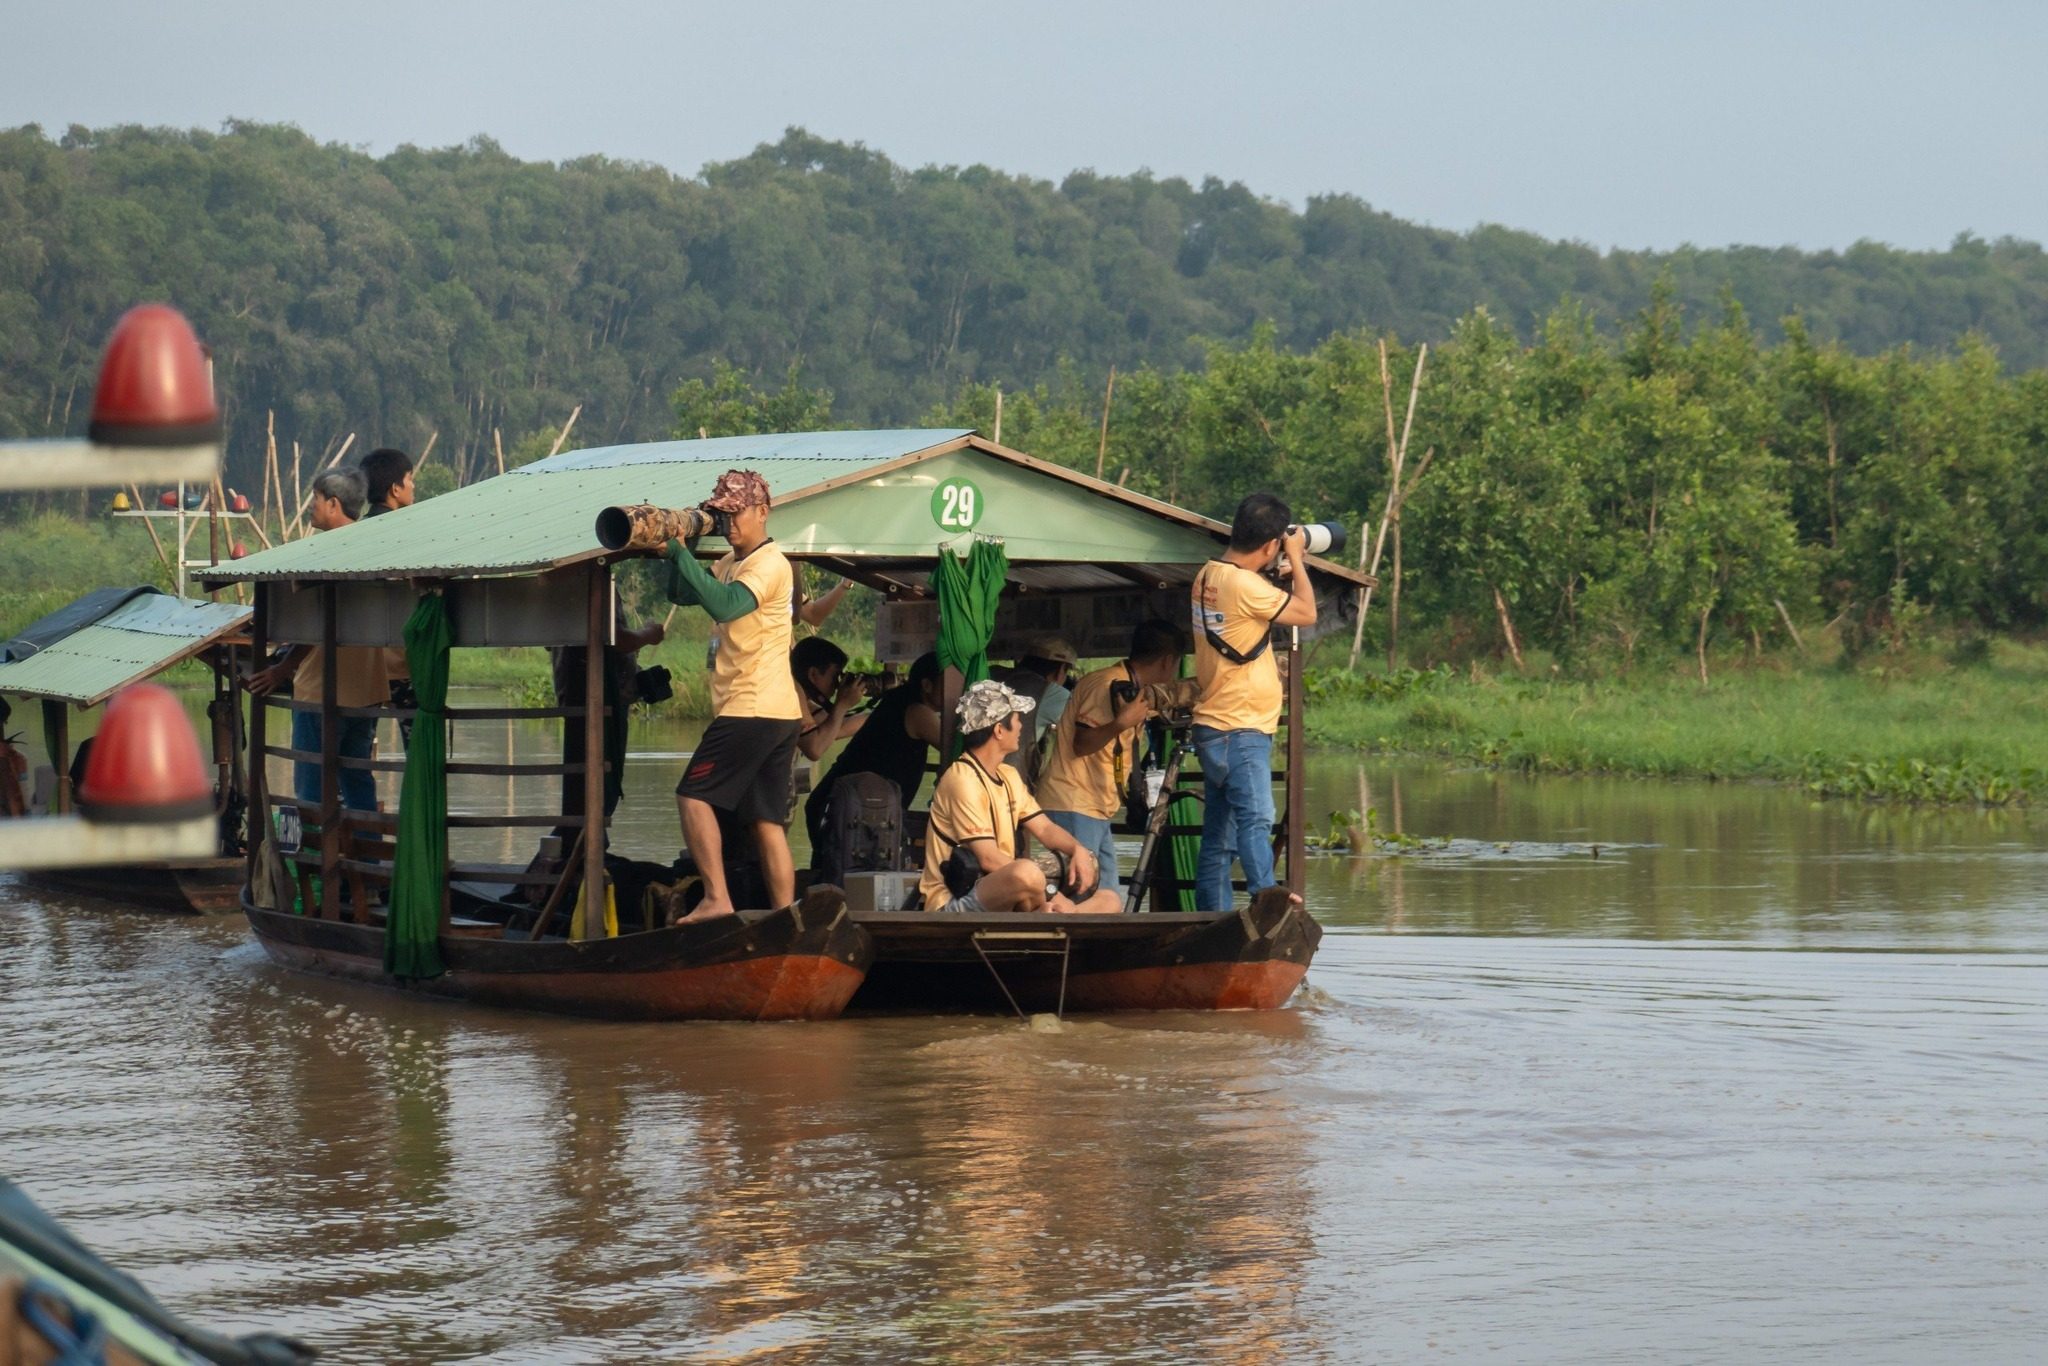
<box><xmin>8</xmin><ymin>125</ymin><xmax>2048</xmax><ymax>804</ymax></box>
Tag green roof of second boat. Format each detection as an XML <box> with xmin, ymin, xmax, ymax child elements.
<box><xmin>0</xmin><ymin>593</ymin><xmax>249</xmax><ymax>705</ymax></box>
<box><xmin>200</xmin><ymin>429</ymin><xmax>1309</xmax><ymax>586</ymax></box>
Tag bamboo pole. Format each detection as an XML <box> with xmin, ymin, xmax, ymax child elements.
<box><xmin>1095</xmin><ymin>366</ymin><xmax>1117</xmax><ymax>480</ymax></box>
<box><xmin>125</xmin><ymin>484</ymin><xmax>173</xmax><ymax>582</ymax></box>
<box><xmin>1347</xmin><ymin>519</ymin><xmax>1372</xmax><ymax>668</ymax></box>
<box><xmin>418</xmin><ymin>430</ymin><xmax>438</xmax><ymax>464</ymax></box>
<box><xmin>1774</xmin><ymin>597</ymin><xmax>1808</xmax><ymax>656</ymax></box>
<box><xmin>493</xmin><ymin>428</ymin><xmax>506</xmax><ymax>476</ymax></box>
<box><xmin>262</xmin><ymin>411</ymin><xmax>279</xmax><ymax>533</ymax></box>
<box><xmin>289</xmin><ymin>441</ymin><xmax>303</xmax><ymax>538</ymax></box>
<box><xmin>992</xmin><ymin>387</ymin><xmax>1003</xmax><ymax>446</ymax></box>
<box><xmin>1348</xmin><ymin>342</ymin><xmax>1428</xmax><ymax>666</ymax></box>
<box><xmin>546</xmin><ymin>405</ymin><xmax>582</xmax><ymax>459</ymax></box>
<box><xmin>1493</xmin><ymin>584</ymin><xmax>1525</xmax><ymax>670</ymax></box>
<box><xmin>289</xmin><ymin>432</ymin><xmax>355</xmax><ymax>535</ymax></box>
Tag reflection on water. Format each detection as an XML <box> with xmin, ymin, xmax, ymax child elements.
<box><xmin>4</xmin><ymin>698</ymin><xmax>2047</xmax><ymax>1360</ymax></box>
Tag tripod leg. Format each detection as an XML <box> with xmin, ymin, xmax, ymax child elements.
<box><xmin>1123</xmin><ymin>737</ymin><xmax>1194</xmax><ymax>914</ymax></box>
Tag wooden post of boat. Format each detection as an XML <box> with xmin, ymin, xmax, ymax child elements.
<box><xmin>50</xmin><ymin>705</ymin><xmax>70</xmax><ymax>814</ymax></box>
<box><xmin>580</xmin><ymin>565</ymin><xmax>606</xmax><ymax>937</ymax></box>
<box><xmin>319</xmin><ymin>584</ymin><xmax>340</xmax><ymax>920</ymax></box>
<box><xmin>249</xmin><ymin>586</ymin><xmax>268</xmax><ymax>887</ymax></box>
<box><xmin>1286</xmin><ymin>625</ymin><xmax>1306</xmax><ymax>894</ymax></box>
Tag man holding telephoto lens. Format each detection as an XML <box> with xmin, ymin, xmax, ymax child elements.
<box><xmin>664</xmin><ymin>468</ymin><xmax>803</xmax><ymax>923</ymax></box>
<box><xmin>1189</xmin><ymin>492</ymin><xmax>1317</xmax><ymax>912</ymax></box>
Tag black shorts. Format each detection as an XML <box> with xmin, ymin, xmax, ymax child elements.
<box><xmin>676</xmin><ymin>717</ymin><xmax>801</xmax><ymax>823</ymax></box>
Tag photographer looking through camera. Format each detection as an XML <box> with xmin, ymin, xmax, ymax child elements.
<box><xmin>662</xmin><ymin>468</ymin><xmax>803</xmax><ymax>923</ymax></box>
<box><xmin>1189</xmin><ymin>492</ymin><xmax>1317</xmax><ymax>912</ymax></box>
<box><xmin>1033</xmin><ymin>619</ymin><xmax>1193</xmax><ymax>901</ymax></box>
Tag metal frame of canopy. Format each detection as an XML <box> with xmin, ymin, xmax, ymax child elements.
<box><xmin>200</xmin><ymin>429</ymin><xmax>1372</xmax><ymax>928</ymax></box>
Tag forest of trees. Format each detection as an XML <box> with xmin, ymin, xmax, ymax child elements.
<box><xmin>6</xmin><ymin>120</ymin><xmax>2048</xmax><ymax>669</ymax></box>
<box><xmin>4</xmin><ymin>121</ymin><xmax>2047</xmax><ymax>476</ymax></box>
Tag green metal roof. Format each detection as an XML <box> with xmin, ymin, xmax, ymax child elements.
<box><xmin>0</xmin><ymin>594</ymin><xmax>249</xmax><ymax>705</ymax></box>
<box><xmin>200</xmin><ymin>429</ymin><xmax>1370</xmax><ymax>594</ymax></box>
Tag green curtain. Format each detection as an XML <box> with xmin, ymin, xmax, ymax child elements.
<box><xmin>385</xmin><ymin>593</ymin><xmax>449</xmax><ymax>980</ymax></box>
<box><xmin>933</xmin><ymin>537</ymin><xmax>1008</xmax><ymax>756</ymax></box>
<box><xmin>934</xmin><ymin>537</ymin><xmax>1007</xmax><ymax>684</ymax></box>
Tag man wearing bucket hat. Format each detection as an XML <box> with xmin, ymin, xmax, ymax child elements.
<box><xmin>664</xmin><ymin>468</ymin><xmax>804</xmax><ymax>922</ymax></box>
<box><xmin>920</xmin><ymin>680</ymin><xmax>1122</xmax><ymax>915</ymax></box>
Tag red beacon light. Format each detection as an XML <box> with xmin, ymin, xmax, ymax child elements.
<box><xmin>74</xmin><ymin>683</ymin><xmax>214</xmax><ymax>823</ymax></box>
<box><xmin>87</xmin><ymin>304</ymin><xmax>221</xmax><ymax>448</ymax></box>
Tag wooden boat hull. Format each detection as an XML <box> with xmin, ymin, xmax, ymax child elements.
<box><xmin>19</xmin><ymin>858</ymin><xmax>242</xmax><ymax>914</ymax></box>
<box><xmin>244</xmin><ymin>890</ymin><xmax>874</xmax><ymax>1021</ymax></box>
<box><xmin>848</xmin><ymin>888</ymin><xmax>1322</xmax><ymax>1015</ymax></box>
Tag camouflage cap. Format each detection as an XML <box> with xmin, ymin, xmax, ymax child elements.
<box><xmin>956</xmin><ymin>679</ymin><xmax>1036</xmax><ymax>731</ymax></box>
<box><xmin>704</xmin><ymin>468</ymin><xmax>771</xmax><ymax>512</ymax></box>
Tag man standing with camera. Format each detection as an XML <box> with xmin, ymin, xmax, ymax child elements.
<box><xmin>1034</xmin><ymin>619</ymin><xmax>1190</xmax><ymax>902</ymax></box>
<box><xmin>1190</xmin><ymin>493</ymin><xmax>1318</xmax><ymax>912</ymax></box>
<box><xmin>664</xmin><ymin>469</ymin><xmax>803</xmax><ymax>923</ymax></box>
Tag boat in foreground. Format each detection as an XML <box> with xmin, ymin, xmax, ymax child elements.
<box><xmin>200</xmin><ymin>429</ymin><xmax>1362</xmax><ymax>1020</ymax></box>
<box><xmin>849</xmin><ymin>888</ymin><xmax>1320</xmax><ymax>1015</ymax></box>
<box><xmin>244</xmin><ymin>884</ymin><xmax>873</xmax><ymax>1021</ymax></box>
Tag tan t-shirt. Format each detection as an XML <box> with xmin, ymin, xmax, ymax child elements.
<box><xmin>293</xmin><ymin>645</ymin><xmax>388</xmax><ymax>709</ymax></box>
<box><xmin>1034</xmin><ymin>662</ymin><xmax>1135</xmax><ymax>820</ymax></box>
<box><xmin>1191</xmin><ymin>561</ymin><xmax>1290</xmax><ymax>734</ymax></box>
<box><xmin>709</xmin><ymin>541</ymin><xmax>803</xmax><ymax>720</ymax></box>
<box><xmin>921</xmin><ymin>752</ymin><xmax>1042</xmax><ymax>911</ymax></box>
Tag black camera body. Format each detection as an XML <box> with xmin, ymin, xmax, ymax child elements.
<box><xmin>1109</xmin><ymin>679</ymin><xmax>1140</xmax><ymax>709</ymax></box>
<box><xmin>634</xmin><ymin>665</ymin><xmax>674</xmax><ymax>705</ymax></box>
<box><xmin>686</xmin><ymin>504</ymin><xmax>734</xmax><ymax>542</ymax></box>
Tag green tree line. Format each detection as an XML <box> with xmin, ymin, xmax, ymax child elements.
<box><xmin>4</xmin><ymin>118</ymin><xmax>2047</xmax><ymax>497</ymax></box>
<box><xmin>690</xmin><ymin>293</ymin><xmax>2048</xmax><ymax>670</ymax></box>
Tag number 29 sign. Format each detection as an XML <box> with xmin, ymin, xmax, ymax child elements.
<box><xmin>930</xmin><ymin>477</ymin><xmax>984</xmax><ymax>531</ymax></box>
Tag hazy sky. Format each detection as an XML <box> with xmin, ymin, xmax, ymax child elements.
<box><xmin>7</xmin><ymin>0</ymin><xmax>2043</xmax><ymax>252</ymax></box>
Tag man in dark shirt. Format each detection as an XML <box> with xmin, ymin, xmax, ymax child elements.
<box><xmin>804</xmin><ymin>651</ymin><xmax>942</xmax><ymax>863</ymax></box>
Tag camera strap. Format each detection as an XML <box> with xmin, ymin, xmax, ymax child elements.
<box><xmin>1193</xmin><ymin>562</ymin><xmax>1281</xmax><ymax>666</ymax></box>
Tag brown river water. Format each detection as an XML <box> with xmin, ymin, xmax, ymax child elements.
<box><xmin>3</xmin><ymin>702</ymin><xmax>2046</xmax><ymax>1362</ymax></box>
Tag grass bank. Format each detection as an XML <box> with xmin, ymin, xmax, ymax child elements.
<box><xmin>1305</xmin><ymin>642</ymin><xmax>2048</xmax><ymax>804</ymax></box>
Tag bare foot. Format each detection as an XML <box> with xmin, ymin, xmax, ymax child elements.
<box><xmin>675</xmin><ymin>897</ymin><xmax>736</xmax><ymax>925</ymax></box>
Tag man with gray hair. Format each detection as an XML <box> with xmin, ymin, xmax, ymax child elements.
<box><xmin>244</xmin><ymin>466</ymin><xmax>383</xmax><ymax>810</ymax></box>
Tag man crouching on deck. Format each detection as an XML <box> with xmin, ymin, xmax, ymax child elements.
<box><xmin>664</xmin><ymin>469</ymin><xmax>803</xmax><ymax>923</ymax></box>
<box><xmin>921</xmin><ymin>680</ymin><xmax>1122</xmax><ymax>914</ymax></box>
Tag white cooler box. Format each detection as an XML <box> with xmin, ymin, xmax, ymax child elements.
<box><xmin>842</xmin><ymin>870</ymin><xmax>921</xmax><ymax>914</ymax></box>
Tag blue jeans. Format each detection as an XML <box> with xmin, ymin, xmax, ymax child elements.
<box><xmin>1193</xmin><ymin>725</ymin><xmax>1276</xmax><ymax>912</ymax></box>
<box><xmin>293</xmin><ymin>709</ymin><xmax>378</xmax><ymax>812</ymax></box>
<box><xmin>1045</xmin><ymin>809</ymin><xmax>1121</xmax><ymax>897</ymax></box>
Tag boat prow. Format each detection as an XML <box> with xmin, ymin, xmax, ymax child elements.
<box><xmin>849</xmin><ymin>888</ymin><xmax>1322</xmax><ymax>1015</ymax></box>
<box><xmin>245</xmin><ymin>884</ymin><xmax>874</xmax><ymax>1021</ymax></box>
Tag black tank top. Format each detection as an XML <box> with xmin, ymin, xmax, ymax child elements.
<box><xmin>816</xmin><ymin>681</ymin><xmax>930</xmax><ymax>806</ymax></box>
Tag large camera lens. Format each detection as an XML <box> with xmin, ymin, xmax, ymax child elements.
<box><xmin>1291</xmin><ymin>521</ymin><xmax>1346</xmax><ymax>557</ymax></box>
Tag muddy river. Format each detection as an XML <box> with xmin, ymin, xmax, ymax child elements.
<box><xmin>2</xmin><ymin>708</ymin><xmax>2043</xmax><ymax>1361</ymax></box>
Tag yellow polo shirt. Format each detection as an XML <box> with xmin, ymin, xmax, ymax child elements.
<box><xmin>1034</xmin><ymin>662</ymin><xmax>1134</xmax><ymax>820</ymax></box>
<box><xmin>709</xmin><ymin>542</ymin><xmax>803</xmax><ymax>720</ymax></box>
<box><xmin>921</xmin><ymin>752</ymin><xmax>1041</xmax><ymax>911</ymax></box>
<box><xmin>1191</xmin><ymin>561</ymin><xmax>1290</xmax><ymax>734</ymax></box>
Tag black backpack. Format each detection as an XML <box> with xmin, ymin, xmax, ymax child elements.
<box><xmin>815</xmin><ymin>771</ymin><xmax>906</xmax><ymax>885</ymax></box>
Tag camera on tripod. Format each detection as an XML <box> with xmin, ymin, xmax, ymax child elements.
<box><xmin>1111</xmin><ymin>678</ymin><xmax>1195</xmax><ymax>729</ymax></box>
<box><xmin>593</xmin><ymin>502</ymin><xmax>734</xmax><ymax>553</ymax></box>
